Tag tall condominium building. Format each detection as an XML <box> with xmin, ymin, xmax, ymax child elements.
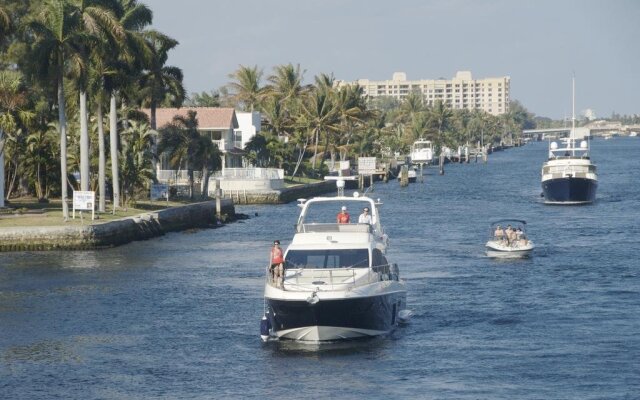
<box><xmin>335</xmin><ymin>71</ymin><xmax>511</xmax><ymax>116</ymax></box>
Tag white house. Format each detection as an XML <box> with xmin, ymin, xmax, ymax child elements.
<box><xmin>234</xmin><ymin>111</ymin><xmax>261</xmax><ymax>154</ymax></box>
<box><xmin>144</xmin><ymin>107</ymin><xmax>243</xmax><ymax>169</ymax></box>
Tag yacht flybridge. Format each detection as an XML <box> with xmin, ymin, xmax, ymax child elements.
<box><xmin>541</xmin><ymin>77</ymin><xmax>597</xmax><ymax>204</ymax></box>
<box><xmin>261</xmin><ymin>193</ymin><xmax>407</xmax><ymax>342</ymax></box>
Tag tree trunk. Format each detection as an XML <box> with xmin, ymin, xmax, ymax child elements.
<box><xmin>311</xmin><ymin>128</ymin><xmax>320</xmax><ymax>170</ymax></box>
<box><xmin>188</xmin><ymin>165</ymin><xmax>194</xmax><ymax>200</ymax></box>
<box><xmin>79</xmin><ymin>91</ymin><xmax>89</xmax><ymax>191</ymax></box>
<box><xmin>201</xmin><ymin>166</ymin><xmax>209</xmax><ymax>198</ymax></box>
<box><xmin>0</xmin><ymin>129</ymin><xmax>4</xmax><ymax>208</ymax></box>
<box><xmin>150</xmin><ymin>101</ymin><xmax>159</xmax><ymax>175</ymax></box>
<box><xmin>109</xmin><ymin>94</ymin><xmax>120</xmax><ymax>210</ymax></box>
<box><xmin>59</xmin><ymin>73</ymin><xmax>69</xmax><ymax>219</ymax></box>
<box><xmin>97</xmin><ymin>100</ymin><xmax>106</xmax><ymax>212</ymax></box>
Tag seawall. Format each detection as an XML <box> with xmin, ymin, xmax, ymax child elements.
<box><xmin>0</xmin><ymin>199</ymin><xmax>235</xmax><ymax>252</ymax></box>
<box><xmin>223</xmin><ymin>180</ymin><xmax>336</xmax><ymax>204</ymax></box>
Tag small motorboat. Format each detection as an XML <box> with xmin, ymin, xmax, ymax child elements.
<box><xmin>486</xmin><ymin>219</ymin><xmax>534</xmax><ymax>258</ymax></box>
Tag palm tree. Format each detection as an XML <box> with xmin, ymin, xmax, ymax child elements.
<box><xmin>427</xmin><ymin>99</ymin><xmax>453</xmax><ymax>152</ymax></box>
<box><xmin>106</xmin><ymin>0</ymin><xmax>153</xmax><ymax>211</ymax></box>
<box><xmin>137</xmin><ymin>30</ymin><xmax>185</xmax><ymax>175</ymax></box>
<box><xmin>266</xmin><ymin>63</ymin><xmax>307</xmax><ymax>109</ymax></box>
<box><xmin>157</xmin><ymin>110</ymin><xmax>202</xmax><ymax>199</ymax></box>
<box><xmin>119</xmin><ymin>119</ymin><xmax>155</xmax><ymax>205</ymax></box>
<box><xmin>137</xmin><ymin>30</ymin><xmax>184</xmax><ymax>130</ymax></box>
<box><xmin>0</xmin><ymin>5</ymin><xmax>12</xmax><ymax>43</ymax></box>
<box><xmin>0</xmin><ymin>70</ymin><xmax>32</xmax><ymax>207</ymax></box>
<box><xmin>193</xmin><ymin>134</ymin><xmax>222</xmax><ymax>198</ymax></box>
<box><xmin>68</xmin><ymin>0</ymin><xmax>124</xmax><ymax>193</ymax></box>
<box><xmin>300</xmin><ymin>87</ymin><xmax>339</xmax><ymax>172</ymax></box>
<box><xmin>26</xmin><ymin>0</ymin><xmax>87</xmax><ymax>218</ymax></box>
<box><xmin>227</xmin><ymin>65</ymin><xmax>263</xmax><ymax>112</ymax></box>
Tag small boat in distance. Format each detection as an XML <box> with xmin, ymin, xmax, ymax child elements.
<box><xmin>410</xmin><ymin>139</ymin><xmax>434</xmax><ymax>165</ymax></box>
<box><xmin>486</xmin><ymin>219</ymin><xmax>534</xmax><ymax>258</ymax></box>
<box><xmin>541</xmin><ymin>76</ymin><xmax>597</xmax><ymax>204</ymax></box>
<box><xmin>262</xmin><ymin>192</ymin><xmax>408</xmax><ymax>342</ymax></box>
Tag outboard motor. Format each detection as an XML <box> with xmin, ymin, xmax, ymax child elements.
<box><xmin>260</xmin><ymin>313</ymin><xmax>271</xmax><ymax>342</ymax></box>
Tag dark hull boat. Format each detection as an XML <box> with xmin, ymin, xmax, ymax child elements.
<box><xmin>267</xmin><ymin>288</ymin><xmax>406</xmax><ymax>341</ymax></box>
<box><xmin>540</xmin><ymin>77</ymin><xmax>597</xmax><ymax>205</ymax></box>
<box><xmin>541</xmin><ymin>176</ymin><xmax>597</xmax><ymax>204</ymax></box>
<box><xmin>262</xmin><ymin>194</ymin><xmax>408</xmax><ymax>342</ymax></box>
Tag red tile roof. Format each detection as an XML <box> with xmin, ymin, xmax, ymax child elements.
<box><xmin>142</xmin><ymin>107</ymin><xmax>238</xmax><ymax>129</ymax></box>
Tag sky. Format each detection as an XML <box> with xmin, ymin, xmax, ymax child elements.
<box><xmin>145</xmin><ymin>0</ymin><xmax>639</xmax><ymax>120</ymax></box>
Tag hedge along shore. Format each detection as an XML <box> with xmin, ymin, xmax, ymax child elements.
<box><xmin>224</xmin><ymin>180</ymin><xmax>337</xmax><ymax>204</ymax></box>
<box><xmin>0</xmin><ymin>199</ymin><xmax>235</xmax><ymax>252</ymax></box>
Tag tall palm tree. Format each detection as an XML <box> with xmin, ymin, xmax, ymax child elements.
<box><xmin>136</xmin><ymin>32</ymin><xmax>184</xmax><ymax>130</ymax></box>
<box><xmin>106</xmin><ymin>0</ymin><xmax>153</xmax><ymax>211</ymax></box>
<box><xmin>227</xmin><ymin>64</ymin><xmax>263</xmax><ymax>112</ymax></box>
<box><xmin>137</xmin><ymin>30</ymin><xmax>185</xmax><ymax>174</ymax></box>
<box><xmin>70</xmin><ymin>0</ymin><xmax>124</xmax><ymax>192</ymax></box>
<box><xmin>27</xmin><ymin>0</ymin><xmax>87</xmax><ymax>219</ymax></box>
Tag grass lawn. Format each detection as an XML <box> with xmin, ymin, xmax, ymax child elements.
<box><xmin>0</xmin><ymin>197</ymin><xmax>205</xmax><ymax>228</ymax></box>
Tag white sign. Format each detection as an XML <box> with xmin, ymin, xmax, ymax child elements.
<box><xmin>358</xmin><ymin>157</ymin><xmax>377</xmax><ymax>175</ymax></box>
<box><xmin>72</xmin><ymin>190</ymin><xmax>95</xmax><ymax>220</ymax></box>
<box><xmin>151</xmin><ymin>183</ymin><xmax>169</xmax><ymax>201</ymax></box>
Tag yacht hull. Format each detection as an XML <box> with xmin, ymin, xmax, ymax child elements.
<box><xmin>542</xmin><ymin>177</ymin><xmax>597</xmax><ymax>204</ymax></box>
<box><xmin>267</xmin><ymin>291</ymin><xmax>406</xmax><ymax>342</ymax></box>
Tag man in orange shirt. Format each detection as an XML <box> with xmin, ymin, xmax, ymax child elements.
<box><xmin>336</xmin><ymin>206</ymin><xmax>350</xmax><ymax>223</ymax></box>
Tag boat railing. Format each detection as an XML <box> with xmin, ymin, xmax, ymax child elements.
<box><xmin>296</xmin><ymin>223</ymin><xmax>372</xmax><ymax>234</ymax></box>
<box><xmin>268</xmin><ymin>263</ymin><xmax>399</xmax><ymax>291</ymax></box>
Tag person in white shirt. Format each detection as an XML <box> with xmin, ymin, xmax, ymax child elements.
<box><xmin>358</xmin><ymin>207</ymin><xmax>372</xmax><ymax>224</ymax></box>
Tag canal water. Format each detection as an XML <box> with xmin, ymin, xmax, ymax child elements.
<box><xmin>1</xmin><ymin>139</ymin><xmax>639</xmax><ymax>399</ymax></box>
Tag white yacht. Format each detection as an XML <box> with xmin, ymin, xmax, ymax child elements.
<box><xmin>410</xmin><ymin>139</ymin><xmax>434</xmax><ymax>165</ymax></box>
<box><xmin>262</xmin><ymin>193</ymin><xmax>407</xmax><ymax>342</ymax></box>
<box><xmin>485</xmin><ymin>219</ymin><xmax>534</xmax><ymax>258</ymax></box>
<box><xmin>541</xmin><ymin>77</ymin><xmax>597</xmax><ymax>204</ymax></box>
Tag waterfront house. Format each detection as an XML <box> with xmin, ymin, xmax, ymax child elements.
<box><xmin>142</xmin><ymin>107</ymin><xmax>283</xmax><ymax>198</ymax></box>
<box><xmin>143</xmin><ymin>107</ymin><xmax>242</xmax><ymax>170</ymax></box>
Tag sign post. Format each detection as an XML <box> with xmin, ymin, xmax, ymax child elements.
<box><xmin>73</xmin><ymin>190</ymin><xmax>95</xmax><ymax>220</ymax></box>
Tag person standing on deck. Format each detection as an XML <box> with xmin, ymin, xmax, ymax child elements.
<box><xmin>270</xmin><ymin>240</ymin><xmax>284</xmax><ymax>284</ymax></box>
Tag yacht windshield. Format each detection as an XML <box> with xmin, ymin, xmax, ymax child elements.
<box><xmin>302</xmin><ymin>200</ymin><xmax>373</xmax><ymax>224</ymax></box>
<box><xmin>285</xmin><ymin>249</ymin><xmax>369</xmax><ymax>269</ymax></box>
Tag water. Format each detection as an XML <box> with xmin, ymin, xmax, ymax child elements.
<box><xmin>2</xmin><ymin>139</ymin><xmax>639</xmax><ymax>399</ymax></box>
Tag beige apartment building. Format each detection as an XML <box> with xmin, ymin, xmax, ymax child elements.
<box><xmin>336</xmin><ymin>71</ymin><xmax>510</xmax><ymax>116</ymax></box>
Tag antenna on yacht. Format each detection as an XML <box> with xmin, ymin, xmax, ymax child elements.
<box><xmin>571</xmin><ymin>72</ymin><xmax>576</xmax><ymax>156</ymax></box>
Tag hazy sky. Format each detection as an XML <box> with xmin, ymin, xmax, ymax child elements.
<box><xmin>146</xmin><ymin>0</ymin><xmax>639</xmax><ymax>119</ymax></box>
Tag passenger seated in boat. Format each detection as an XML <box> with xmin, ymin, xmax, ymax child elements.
<box><xmin>336</xmin><ymin>206</ymin><xmax>350</xmax><ymax>224</ymax></box>
<box><xmin>270</xmin><ymin>240</ymin><xmax>284</xmax><ymax>285</ymax></box>
<box><xmin>494</xmin><ymin>225</ymin><xmax>504</xmax><ymax>239</ymax></box>
<box><xmin>358</xmin><ymin>207</ymin><xmax>372</xmax><ymax>224</ymax></box>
